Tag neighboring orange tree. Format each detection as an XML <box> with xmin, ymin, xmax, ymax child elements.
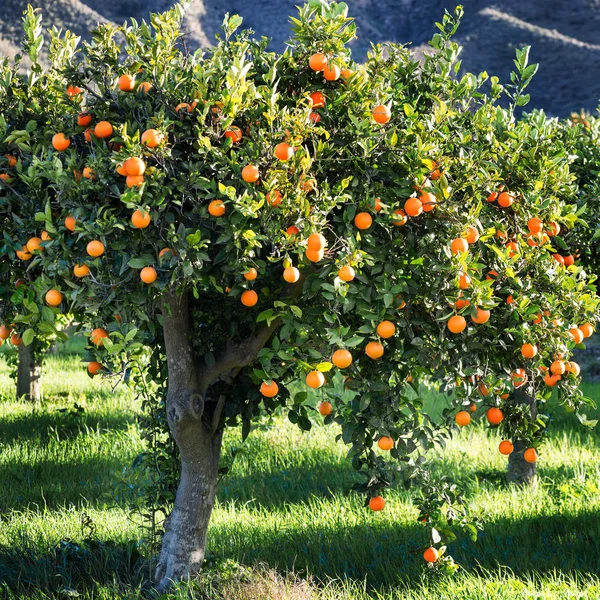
<box><xmin>4</xmin><ymin>0</ymin><xmax>599</xmax><ymax>589</ymax></box>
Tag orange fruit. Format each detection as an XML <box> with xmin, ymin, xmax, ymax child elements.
<box><xmin>448</xmin><ymin>315</ymin><xmax>466</xmax><ymax>334</ymax></box>
<box><xmin>10</xmin><ymin>333</ymin><xmax>22</xmax><ymax>346</ymax></box>
<box><xmin>87</xmin><ymin>361</ymin><xmax>103</xmax><ymax>375</ymax></box>
<box><xmin>260</xmin><ymin>380</ymin><xmax>279</xmax><ymax>397</ymax></box>
<box><xmin>338</xmin><ymin>266</ymin><xmax>355</xmax><ymax>282</ymax></box>
<box><xmin>487</xmin><ymin>191</ymin><xmax>498</xmax><ymax>203</ymax></box>
<box><xmin>546</xmin><ymin>222</ymin><xmax>560</xmax><ymax>237</ymax></box>
<box><xmin>0</xmin><ymin>173</ymin><xmax>10</xmax><ymax>181</ymax></box>
<box><xmin>5</xmin><ymin>154</ymin><xmax>17</xmax><ymax>167</ymax></box>
<box><xmin>83</xmin><ymin>167</ymin><xmax>95</xmax><ymax>180</ymax></box>
<box><xmin>309</xmin><ymin>91</ymin><xmax>326</xmax><ymax>108</ymax></box>
<box><xmin>450</xmin><ymin>237</ymin><xmax>469</xmax><ymax>254</ymax></box>
<box><xmin>341</xmin><ymin>68</ymin><xmax>353</xmax><ymax>80</ymax></box>
<box><xmin>84</xmin><ymin>128</ymin><xmax>93</xmax><ymax>142</ymax></box>
<box><xmin>126</xmin><ymin>175</ymin><xmax>145</xmax><ymax>188</ymax></box>
<box><xmin>486</xmin><ymin>407</ymin><xmax>503</xmax><ymax>425</ymax></box>
<box><xmin>454</xmin><ymin>296</ymin><xmax>470</xmax><ymax>310</ymax></box>
<box><xmin>566</xmin><ymin>361</ymin><xmax>581</xmax><ymax>376</ymax></box>
<box><xmin>308</xmin><ymin>111</ymin><xmax>321</xmax><ymax>123</ymax></box>
<box><xmin>376</xmin><ymin>320</ymin><xmax>395</xmax><ymax>339</ymax></box>
<box><xmin>306</xmin><ymin>248</ymin><xmax>324</xmax><ymax>263</ymax></box>
<box><xmin>132</xmin><ymin>209</ymin><xmax>151</xmax><ymax>228</ymax></box>
<box><xmin>521</xmin><ymin>343</ymin><xmax>538</xmax><ymax>358</ymax></box>
<box><xmin>469</xmin><ymin>402</ymin><xmax>478</xmax><ymax>412</ymax></box>
<box><xmin>116</xmin><ymin>163</ymin><xmax>128</xmax><ymax>176</ymax></box>
<box><xmin>300</xmin><ymin>177</ymin><xmax>317</xmax><ymax>193</ymax></box>
<box><xmin>373</xmin><ymin>197</ymin><xmax>383</xmax><ymax>212</ymax></box>
<box><xmin>506</xmin><ymin>295</ymin><xmax>515</xmax><ymax>305</ymax></box>
<box><xmin>497</xmin><ymin>191</ymin><xmax>514</xmax><ymax>207</ymax></box>
<box><xmin>550</xmin><ymin>360</ymin><xmax>566</xmax><ymax>375</ymax></box>
<box><xmin>354</xmin><ymin>212</ymin><xmax>373</xmax><ymax>230</ymax></box>
<box><xmin>307</xmin><ymin>233</ymin><xmax>327</xmax><ymax>251</ymax></box>
<box><xmin>423</xmin><ymin>547</ymin><xmax>439</xmax><ymax>563</ymax></box>
<box><xmin>242</xmin><ymin>164</ymin><xmax>260</xmax><ymax>183</ymax></box>
<box><xmin>523</xmin><ymin>448</ymin><xmax>538</xmax><ymax>463</ymax></box>
<box><xmin>283</xmin><ymin>266</ymin><xmax>300</xmax><ymax>283</ymax></box>
<box><xmin>471</xmin><ymin>307</ymin><xmax>490</xmax><ymax>324</ymax></box>
<box><xmin>318</xmin><ymin>401</ymin><xmax>332</xmax><ymax>415</ymax></box>
<box><xmin>91</xmin><ymin>328</ymin><xmax>108</xmax><ymax>346</ymax></box>
<box><xmin>369</xmin><ymin>496</ymin><xmax>385</xmax><ymax>511</ymax></box>
<box><xmin>175</xmin><ymin>102</ymin><xmax>192</xmax><ymax>114</ymax></box>
<box><xmin>563</xmin><ymin>254</ymin><xmax>575</xmax><ymax>267</ymax></box>
<box><xmin>579</xmin><ymin>323</ymin><xmax>594</xmax><ymax>338</ymax></box>
<box><xmin>87</xmin><ymin>240</ymin><xmax>105</xmax><ymax>257</ymax></box>
<box><xmin>552</xmin><ymin>253</ymin><xmax>565</xmax><ymax>265</ymax></box>
<box><xmin>306</xmin><ymin>370</ymin><xmax>325</xmax><ymax>388</ymax></box>
<box><xmin>41</xmin><ymin>231</ymin><xmax>49</xmax><ymax>241</ymax></box>
<box><xmin>124</xmin><ymin>157</ymin><xmax>145</xmax><ymax>176</ymax></box>
<box><xmin>568</xmin><ymin>328</ymin><xmax>584</xmax><ymax>344</ymax></box>
<box><xmin>527</xmin><ymin>217</ymin><xmax>543</xmax><ymax>234</ymax></box>
<box><xmin>141</xmin><ymin>129</ymin><xmax>163</xmax><ymax>148</ymax></box>
<box><xmin>140</xmin><ymin>266</ymin><xmax>157</xmax><ymax>284</ymax></box>
<box><xmin>243</xmin><ymin>268</ymin><xmax>258</xmax><ymax>281</ymax></box>
<box><xmin>94</xmin><ymin>121</ymin><xmax>113</xmax><ymax>139</ymax></box>
<box><xmin>0</xmin><ymin>324</ymin><xmax>12</xmax><ymax>339</ymax></box>
<box><xmin>159</xmin><ymin>248</ymin><xmax>175</xmax><ymax>259</ymax></box>
<box><xmin>392</xmin><ymin>209</ymin><xmax>408</xmax><ymax>226</ymax></box>
<box><xmin>137</xmin><ymin>81</ymin><xmax>152</xmax><ymax>94</ymax></box>
<box><xmin>118</xmin><ymin>74</ymin><xmax>135</xmax><ymax>92</ymax></box>
<box><xmin>505</xmin><ymin>241</ymin><xmax>519</xmax><ymax>258</ymax></box>
<box><xmin>457</xmin><ymin>272</ymin><xmax>471</xmax><ymax>290</ymax></box>
<box><xmin>372</xmin><ymin>105</ymin><xmax>391</xmax><ymax>124</ymax></box>
<box><xmin>309</xmin><ymin>53</ymin><xmax>327</xmax><ymax>71</ymax></box>
<box><xmin>16</xmin><ymin>245</ymin><xmax>32</xmax><ymax>260</ymax></box>
<box><xmin>208</xmin><ymin>200</ymin><xmax>226</xmax><ymax>216</ymax></box>
<box><xmin>404</xmin><ymin>197</ymin><xmax>423</xmax><ymax>217</ymax></box>
<box><xmin>512</xmin><ymin>368</ymin><xmax>527</xmax><ymax>387</ymax></box>
<box><xmin>498</xmin><ymin>440</ymin><xmax>514</xmax><ymax>455</ymax></box>
<box><xmin>275</xmin><ymin>142</ymin><xmax>294</xmax><ymax>161</ymax></box>
<box><xmin>65</xmin><ymin>216</ymin><xmax>76</xmax><ymax>232</ymax></box>
<box><xmin>241</xmin><ymin>290</ymin><xmax>258</xmax><ymax>307</ymax></box>
<box><xmin>365</xmin><ymin>341</ymin><xmax>384</xmax><ymax>359</ymax></box>
<box><xmin>377</xmin><ymin>436</ymin><xmax>394</xmax><ymax>451</ymax></box>
<box><xmin>544</xmin><ymin>372</ymin><xmax>560</xmax><ymax>386</ymax></box>
<box><xmin>455</xmin><ymin>411</ymin><xmax>471</xmax><ymax>426</ymax></box>
<box><xmin>464</xmin><ymin>226</ymin><xmax>479</xmax><ymax>244</ymax></box>
<box><xmin>74</xmin><ymin>263</ymin><xmax>90</xmax><ymax>277</ymax></box>
<box><xmin>224</xmin><ymin>126</ymin><xmax>242</xmax><ymax>143</ymax></box>
<box><xmin>266</xmin><ymin>190</ymin><xmax>282</xmax><ymax>206</ymax></box>
<box><xmin>66</xmin><ymin>85</ymin><xmax>83</xmax><ymax>97</ymax></box>
<box><xmin>286</xmin><ymin>226</ymin><xmax>300</xmax><ymax>237</ymax></box>
<box><xmin>45</xmin><ymin>289</ymin><xmax>63</xmax><ymax>306</ymax></box>
<box><xmin>26</xmin><ymin>237</ymin><xmax>42</xmax><ymax>253</ymax></box>
<box><xmin>332</xmin><ymin>349</ymin><xmax>352</xmax><ymax>369</ymax></box>
<box><xmin>323</xmin><ymin>63</ymin><xmax>341</xmax><ymax>81</ymax></box>
<box><xmin>419</xmin><ymin>192</ymin><xmax>437</xmax><ymax>212</ymax></box>
<box><xmin>52</xmin><ymin>133</ymin><xmax>70</xmax><ymax>151</ymax></box>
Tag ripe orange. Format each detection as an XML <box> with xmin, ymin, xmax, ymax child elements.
<box><xmin>365</xmin><ymin>341</ymin><xmax>384</xmax><ymax>359</ymax></box>
<box><xmin>487</xmin><ymin>191</ymin><xmax>498</xmax><ymax>203</ymax></box>
<box><xmin>497</xmin><ymin>191</ymin><xmax>514</xmax><ymax>207</ymax></box>
<box><xmin>338</xmin><ymin>266</ymin><xmax>355</xmax><ymax>282</ymax></box>
<box><xmin>323</xmin><ymin>63</ymin><xmax>341</xmax><ymax>81</ymax></box>
<box><xmin>550</xmin><ymin>360</ymin><xmax>566</xmax><ymax>375</ymax></box>
<box><xmin>16</xmin><ymin>245</ymin><xmax>32</xmax><ymax>260</ymax></box>
<box><xmin>318</xmin><ymin>401</ymin><xmax>332</xmax><ymax>415</ymax></box>
<box><xmin>52</xmin><ymin>133</ymin><xmax>70</xmax><ymax>151</ymax></box>
<box><xmin>140</xmin><ymin>266</ymin><xmax>157</xmax><ymax>284</ymax></box>
<box><xmin>309</xmin><ymin>91</ymin><xmax>326</xmax><ymax>108</ymax></box>
<box><xmin>175</xmin><ymin>102</ymin><xmax>192</xmax><ymax>114</ymax></box>
<box><xmin>286</xmin><ymin>226</ymin><xmax>299</xmax><ymax>237</ymax></box>
<box><xmin>546</xmin><ymin>221</ymin><xmax>560</xmax><ymax>236</ymax></box>
<box><xmin>118</xmin><ymin>74</ymin><xmax>135</xmax><ymax>92</ymax></box>
<box><xmin>87</xmin><ymin>361</ymin><xmax>103</xmax><ymax>375</ymax></box>
<box><xmin>498</xmin><ymin>440</ymin><xmax>514</xmax><ymax>455</ymax></box>
<box><xmin>544</xmin><ymin>372</ymin><xmax>560</xmax><ymax>386</ymax></box>
<box><xmin>454</xmin><ymin>296</ymin><xmax>470</xmax><ymax>309</ymax></box>
<box><xmin>471</xmin><ymin>307</ymin><xmax>490</xmax><ymax>324</ymax></box>
<box><xmin>464</xmin><ymin>226</ymin><xmax>479</xmax><ymax>244</ymax></box>
<box><xmin>332</xmin><ymin>349</ymin><xmax>353</xmax><ymax>369</ymax></box>
<box><xmin>448</xmin><ymin>315</ymin><xmax>466</xmax><ymax>334</ymax></box>
<box><xmin>376</xmin><ymin>320</ymin><xmax>395</xmax><ymax>339</ymax></box>
<box><xmin>94</xmin><ymin>121</ymin><xmax>113</xmax><ymax>139</ymax></box>
<box><xmin>523</xmin><ymin>448</ymin><xmax>538</xmax><ymax>463</ymax></box>
<box><xmin>552</xmin><ymin>253</ymin><xmax>565</xmax><ymax>265</ymax></box>
<box><xmin>5</xmin><ymin>154</ymin><xmax>17</xmax><ymax>167</ymax></box>
<box><xmin>563</xmin><ymin>254</ymin><xmax>575</xmax><ymax>267</ymax></box>
<box><xmin>309</xmin><ymin>53</ymin><xmax>327</xmax><ymax>71</ymax></box>
<box><xmin>419</xmin><ymin>192</ymin><xmax>437</xmax><ymax>212</ymax></box>
<box><xmin>506</xmin><ymin>295</ymin><xmax>515</xmax><ymax>305</ymax></box>
<box><xmin>404</xmin><ymin>197</ymin><xmax>423</xmax><ymax>217</ymax></box>
<box><xmin>91</xmin><ymin>328</ymin><xmax>108</xmax><ymax>346</ymax></box>
<box><xmin>306</xmin><ymin>370</ymin><xmax>325</xmax><ymax>388</ymax></box>
<box><xmin>159</xmin><ymin>248</ymin><xmax>175</xmax><ymax>259</ymax></box>
<box><xmin>243</xmin><ymin>268</ymin><xmax>258</xmax><ymax>281</ymax></box>
<box><xmin>450</xmin><ymin>237</ymin><xmax>469</xmax><ymax>254</ymax></box>
<box><xmin>124</xmin><ymin>157</ymin><xmax>145</xmax><ymax>176</ymax></box>
<box><xmin>512</xmin><ymin>368</ymin><xmax>527</xmax><ymax>387</ymax></box>
<box><xmin>87</xmin><ymin>240</ymin><xmax>105</xmax><ymax>257</ymax></box>
<box><xmin>354</xmin><ymin>212</ymin><xmax>373</xmax><ymax>230</ymax></box>
<box><xmin>137</xmin><ymin>81</ymin><xmax>152</xmax><ymax>94</ymax></box>
<box><xmin>566</xmin><ymin>361</ymin><xmax>581</xmax><ymax>376</ymax></box>
<box><xmin>283</xmin><ymin>266</ymin><xmax>300</xmax><ymax>283</ymax></box>
<box><xmin>66</xmin><ymin>85</ymin><xmax>83</xmax><ymax>97</ymax></box>
<box><xmin>242</xmin><ymin>164</ymin><xmax>260</xmax><ymax>183</ymax></box>
<box><xmin>132</xmin><ymin>209</ymin><xmax>151</xmax><ymax>228</ymax></box>
<box><xmin>486</xmin><ymin>407</ymin><xmax>503</xmax><ymax>425</ymax></box>
<box><xmin>527</xmin><ymin>217</ymin><xmax>543</xmax><ymax>234</ymax></box>
<box><xmin>266</xmin><ymin>190</ymin><xmax>282</xmax><ymax>206</ymax></box>
<box><xmin>10</xmin><ymin>333</ymin><xmax>22</xmax><ymax>346</ymax></box>
<box><xmin>84</xmin><ymin>128</ymin><xmax>93</xmax><ymax>142</ymax></box>
<box><xmin>377</xmin><ymin>436</ymin><xmax>394</xmax><ymax>451</ymax></box>
<box><xmin>65</xmin><ymin>216</ymin><xmax>76</xmax><ymax>232</ymax></box>
<box><xmin>83</xmin><ymin>167</ymin><xmax>95</xmax><ymax>180</ymax></box>
<box><xmin>372</xmin><ymin>105</ymin><xmax>391</xmax><ymax>124</ymax></box>
<box><xmin>579</xmin><ymin>323</ymin><xmax>594</xmax><ymax>338</ymax></box>
<box><xmin>241</xmin><ymin>290</ymin><xmax>258</xmax><ymax>307</ymax></box>
<box><xmin>0</xmin><ymin>325</ymin><xmax>12</xmax><ymax>339</ymax></box>
<box><xmin>341</xmin><ymin>68</ymin><xmax>353</xmax><ymax>80</ymax></box>
<box><xmin>505</xmin><ymin>241</ymin><xmax>519</xmax><ymax>258</ymax></box>
<box><xmin>457</xmin><ymin>272</ymin><xmax>471</xmax><ymax>290</ymax></box>
<box><xmin>141</xmin><ymin>129</ymin><xmax>163</xmax><ymax>148</ymax></box>
<box><xmin>307</xmin><ymin>233</ymin><xmax>326</xmax><ymax>251</ymax></box>
<box><xmin>300</xmin><ymin>177</ymin><xmax>317</xmax><ymax>193</ymax></box>
<box><xmin>469</xmin><ymin>402</ymin><xmax>477</xmax><ymax>412</ymax></box>
<box><xmin>208</xmin><ymin>200</ymin><xmax>226</xmax><ymax>216</ymax></box>
<box><xmin>74</xmin><ymin>263</ymin><xmax>90</xmax><ymax>277</ymax></box>
<box><xmin>369</xmin><ymin>496</ymin><xmax>385</xmax><ymax>511</ymax></box>
<box><xmin>308</xmin><ymin>111</ymin><xmax>321</xmax><ymax>123</ymax></box>
<box><xmin>26</xmin><ymin>237</ymin><xmax>42</xmax><ymax>253</ymax></box>
<box><xmin>568</xmin><ymin>328</ymin><xmax>584</xmax><ymax>344</ymax></box>
<box><xmin>455</xmin><ymin>411</ymin><xmax>471</xmax><ymax>426</ymax></box>
<box><xmin>260</xmin><ymin>380</ymin><xmax>279</xmax><ymax>397</ymax></box>
<box><xmin>116</xmin><ymin>163</ymin><xmax>128</xmax><ymax>176</ymax></box>
<box><xmin>521</xmin><ymin>343</ymin><xmax>538</xmax><ymax>358</ymax></box>
<box><xmin>423</xmin><ymin>547</ymin><xmax>439</xmax><ymax>563</ymax></box>
<box><xmin>392</xmin><ymin>209</ymin><xmax>408</xmax><ymax>226</ymax></box>
<box><xmin>306</xmin><ymin>248</ymin><xmax>324</xmax><ymax>262</ymax></box>
<box><xmin>275</xmin><ymin>142</ymin><xmax>294</xmax><ymax>161</ymax></box>
<box><xmin>45</xmin><ymin>289</ymin><xmax>62</xmax><ymax>306</ymax></box>
<box><xmin>126</xmin><ymin>175</ymin><xmax>145</xmax><ymax>188</ymax></box>
<box><xmin>224</xmin><ymin>126</ymin><xmax>242</xmax><ymax>143</ymax></box>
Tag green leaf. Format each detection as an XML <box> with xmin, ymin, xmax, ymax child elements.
<box><xmin>22</xmin><ymin>328</ymin><xmax>35</xmax><ymax>346</ymax></box>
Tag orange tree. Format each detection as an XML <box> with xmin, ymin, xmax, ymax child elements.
<box><xmin>0</xmin><ymin>7</ymin><xmax>78</xmax><ymax>400</ymax></box>
<box><xmin>13</xmin><ymin>0</ymin><xmax>599</xmax><ymax>588</ymax></box>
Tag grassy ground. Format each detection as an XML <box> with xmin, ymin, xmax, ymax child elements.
<box><xmin>1</xmin><ymin>343</ymin><xmax>600</xmax><ymax>599</ymax></box>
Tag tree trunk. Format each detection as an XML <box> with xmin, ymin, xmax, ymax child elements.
<box><xmin>507</xmin><ymin>389</ymin><xmax>537</xmax><ymax>486</ymax></box>
<box><xmin>154</xmin><ymin>290</ymin><xmax>224</xmax><ymax>591</ymax></box>
<box><xmin>16</xmin><ymin>343</ymin><xmax>42</xmax><ymax>402</ymax></box>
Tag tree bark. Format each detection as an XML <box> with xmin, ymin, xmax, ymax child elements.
<box><xmin>16</xmin><ymin>343</ymin><xmax>42</xmax><ymax>402</ymax></box>
<box><xmin>507</xmin><ymin>389</ymin><xmax>537</xmax><ymax>486</ymax></box>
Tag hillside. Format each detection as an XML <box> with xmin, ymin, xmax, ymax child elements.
<box><xmin>0</xmin><ymin>0</ymin><xmax>599</xmax><ymax>116</ymax></box>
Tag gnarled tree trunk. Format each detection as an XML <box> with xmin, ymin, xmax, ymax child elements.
<box><xmin>16</xmin><ymin>343</ymin><xmax>42</xmax><ymax>402</ymax></box>
<box><xmin>507</xmin><ymin>389</ymin><xmax>537</xmax><ymax>486</ymax></box>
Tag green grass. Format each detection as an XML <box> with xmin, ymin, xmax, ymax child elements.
<box><xmin>1</xmin><ymin>346</ymin><xmax>600</xmax><ymax>599</ymax></box>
